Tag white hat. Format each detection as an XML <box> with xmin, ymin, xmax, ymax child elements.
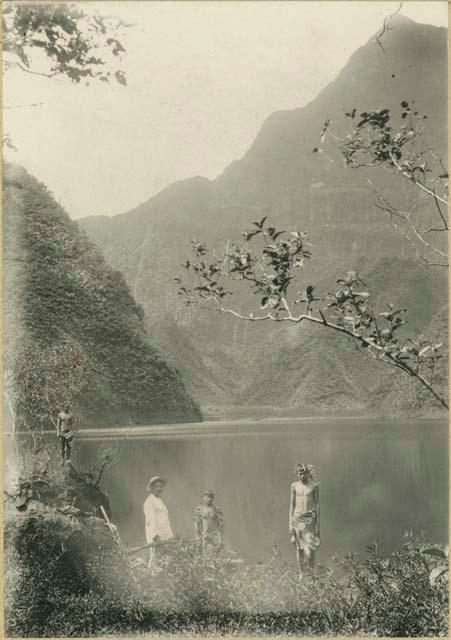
<box><xmin>147</xmin><ymin>476</ymin><xmax>167</xmax><ymax>491</ymax></box>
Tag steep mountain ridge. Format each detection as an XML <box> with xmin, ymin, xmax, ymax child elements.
<box><xmin>3</xmin><ymin>164</ymin><xmax>201</xmax><ymax>427</ymax></box>
<box><xmin>80</xmin><ymin>18</ymin><xmax>448</xmax><ymax>415</ymax></box>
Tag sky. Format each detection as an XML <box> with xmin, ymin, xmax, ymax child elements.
<box><xmin>3</xmin><ymin>1</ymin><xmax>448</xmax><ymax>220</ymax></box>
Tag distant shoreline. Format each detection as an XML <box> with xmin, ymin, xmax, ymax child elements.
<box><xmin>6</xmin><ymin>415</ymin><xmax>446</xmax><ymax>442</ymax></box>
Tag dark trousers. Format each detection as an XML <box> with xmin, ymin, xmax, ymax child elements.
<box><xmin>60</xmin><ymin>436</ymin><xmax>72</xmax><ymax>461</ymax></box>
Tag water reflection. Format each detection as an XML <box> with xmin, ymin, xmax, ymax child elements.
<box><xmin>77</xmin><ymin>419</ymin><xmax>448</xmax><ymax>563</ymax></box>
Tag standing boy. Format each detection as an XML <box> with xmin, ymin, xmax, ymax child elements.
<box><xmin>56</xmin><ymin>405</ymin><xmax>74</xmax><ymax>462</ymax></box>
<box><xmin>194</xmin><ymin>489</ymin><xmax>224</xmax><ymax>555</ymax></box>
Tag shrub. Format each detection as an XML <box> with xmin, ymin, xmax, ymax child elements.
<box><xmin>4</xmin><ymin>511</ymin><xmax>139</xmax><ymax>637</ymax></box>
<box><xmin>4</xmin><ymin>525</ymin><xmax>448</xmax><ymax>637</ymax></box>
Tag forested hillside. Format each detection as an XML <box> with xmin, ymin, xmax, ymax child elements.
<box><xmin>3</xmin><ymin>164</ymin><xmax>201</xmax><ymax>428</ymax></box>
<box><xmin>80</xmin><ymin>16</ymin><xmax>448</xmax><ymax>416</ymax></box>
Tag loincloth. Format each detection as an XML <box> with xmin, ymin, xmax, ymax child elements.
<box><xmin>199</xmin><ymin>531</ymin><xmax>223</xmax><ymax>554</ymax></box>
<box><xmin>291</xmin><ymin>510</ymin><xmax>320</xmax><ymax>554</ymax></box>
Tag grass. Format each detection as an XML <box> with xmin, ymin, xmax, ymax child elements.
<box><xmin>4</xmin><ymin>516</ymin><xmax>448</xmax><ymax>637</ymax></box>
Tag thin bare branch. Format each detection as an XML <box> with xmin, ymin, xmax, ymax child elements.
<box><xmin>16</xmin><ymin>63</ymin><xmax>58</xmax><ymax>78</ymax></box>
<box><xmin>389</xmin><ymin>153</ymin><xmax>448</xmax><ymax>207</ymax></box>
<box><xmin>376</xmin><ymin>203</ymin><xmax>448</xmax><ymax>265</ymax></box>
<box><xmin>423</xmin><ymin>227</ymin><xmax>448</xmax><ymax>234</ymax></box>
<box><xmin>374</xmin><ymin>193</ymin><xmax>448</xmax><ymax>267</ymax></box>
<box><xmin>432</xmin><ymin>189</ymin><xmax>448</xmax><ymax>231</ymax></box>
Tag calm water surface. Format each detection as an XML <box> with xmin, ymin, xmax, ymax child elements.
<box><xmin>77</xmin><ymin>418</ymin><xmax>448</xmax><ymax>564</ymax></box>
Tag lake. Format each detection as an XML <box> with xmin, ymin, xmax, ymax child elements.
<box><xmin>75</xmin><ymin>417</ymin><xmax>448</xmax><ymax>564</ymax></box>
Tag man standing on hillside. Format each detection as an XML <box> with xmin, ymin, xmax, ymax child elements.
<box><xmin>56</xmin><ymin>405</ymin><xmax>74</xmax><ymax>462</ymax></box>
<box><xmin>194</xmin><ymin>490</ymin><xmax>224</xmax><ymax>555</ymax></box>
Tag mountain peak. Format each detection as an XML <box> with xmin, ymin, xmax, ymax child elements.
<box><xmin>385</xmin><ymin>13</ymin><xmax>416</xmax><ymax>28</ymax></box>
<box><xmin>370</xmin><ymin>10</ymin><xmax>444</xmax><ymax>44</ymax></box>
<box><xmin>79</xmin><ymin>19</ymin><xmax>447</xmax><ymax>416</ymax></box>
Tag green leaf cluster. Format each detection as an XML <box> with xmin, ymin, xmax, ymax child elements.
<box><xmin>3</xmin><ymin>3</ymin><xmax>128</xmax><ymax>84</ymax></box>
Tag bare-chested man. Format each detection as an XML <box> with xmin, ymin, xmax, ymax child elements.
<box><xmin>194</xmin><ymin>490</ymin><xmax>224</xmax><ymax>555</ymax></box>
<box><xmin>289</xmin><ymin>463</ymin><xmax>320</xmax><ymax>571</ymax></box>
<box><xmin>56</xmin><ymin>405</ymin><xmax>74</xmax><ymax>462</ymax></box>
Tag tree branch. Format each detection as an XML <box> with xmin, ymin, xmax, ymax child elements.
<box><xmin>191</xmin><ymin>298</ymin><xmax>448</xmax><ymax>409</ymax></box>
<box><xmin>375</xmin><ymin>201</ymin><xmax>448</xmax><ymax>266</ymax></box>
<box><xmin>389</xmin><ymin>152</ymin><xmax>448</xmax><ymax>207</ymax></box>
<box><xmin>181</xmin><ymin>216</ymin><xmax>448</xmax><ymax>411</ymax></box>
<box><xmin>373</xmin><ymin>189</ymin><xmax>448</xmax><ymax>267</ymax></box>
<box><xmin>432</xmin><ymin>189</ymin><xmax>448</xmax><ymax>231</ymax></box>
<box><xmin>374</xmin><ymin>3</ymin><xmax>405</xmax><ymax>52</ymax></box>
<box><xmin>95</xmin><ymin>460</ymin><xmax>109</xmax><ymax>487</ymax></box>
<box><xmin>16</xmin><ymin>63</ymin><xmax>58</xmax><ymax>78</ymax></box>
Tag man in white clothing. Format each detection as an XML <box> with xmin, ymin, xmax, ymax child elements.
<box><xmin>143</xmin><ymin>476</ymin><xmax>174</xmax><ymax>570</ymax></box>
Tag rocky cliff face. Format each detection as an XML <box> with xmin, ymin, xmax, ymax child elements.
<box><xmin>79</xmin><ymin>17</ymin><xmax>448</xmax><ymax>415</ymax></box>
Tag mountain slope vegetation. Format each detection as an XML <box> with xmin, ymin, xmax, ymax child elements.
<box><xmin>79</xmin><ymin>17</ymin><xmax>448</xmax><ymax>416</ymax></box>
<box><xmin>3</xmin><ymin>164</ymin><xmax>201</xmax><ymax>428</ymax></box>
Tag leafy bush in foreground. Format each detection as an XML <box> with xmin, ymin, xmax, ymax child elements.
<box><xmin>5</xmin><ymin>524</ymin><xmax>448</xmax><ymax>637</ymax></box>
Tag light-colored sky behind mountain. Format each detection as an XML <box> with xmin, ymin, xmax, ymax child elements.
<box><xmin>3</xmin><ymin>1</ymin><xmax>447</xmax><ymax>219</ymax></box>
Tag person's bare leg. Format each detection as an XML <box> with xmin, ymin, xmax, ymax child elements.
<box><xmin>296</xmin><ymin>545</ymin><xmax>305</xmax><ymax>577</ymax></box>
<box><xmin>148</xmin><ymin>546</ymin><xmax>156</xmax><ymax>569</ymax></box>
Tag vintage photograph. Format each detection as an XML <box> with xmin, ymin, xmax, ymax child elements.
<box><xmin>2</xmin><ymin>1</ymin><xmax>449</xmax><ymax>636</ymax></box>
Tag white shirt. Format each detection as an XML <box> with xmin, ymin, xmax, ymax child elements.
<box><xmin>143</xmin><ymin>493</ymin><xmax>174</xmax><ymax>544</ymax></box>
